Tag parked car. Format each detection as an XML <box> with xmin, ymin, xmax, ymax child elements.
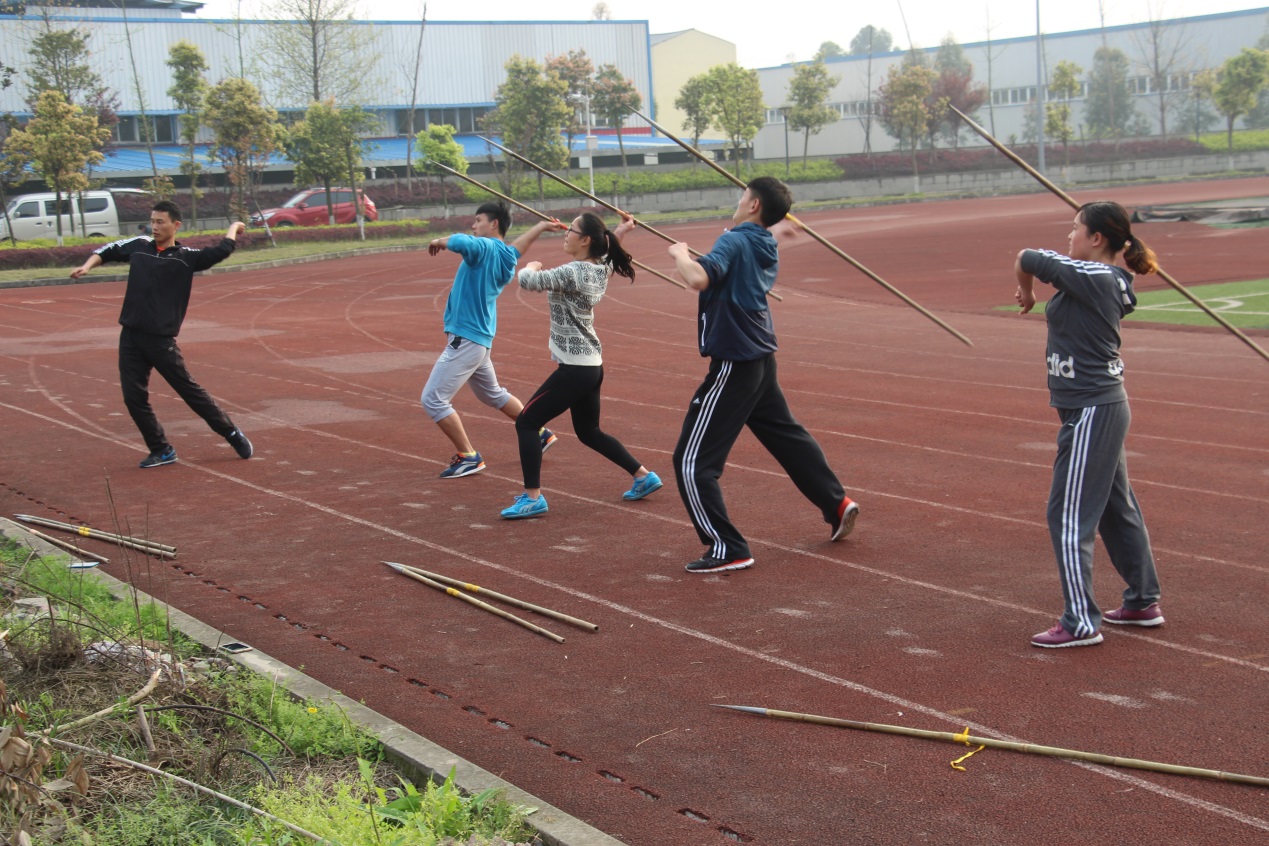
<box><xmin>249</xmin><ymin>188</ymin><xmax>377</xmax><ymax>227</ymax></box>
<box><xmin>1</xmin><ymin>191</ymin><xmax>123</xmax><ymax>242</ymax></box>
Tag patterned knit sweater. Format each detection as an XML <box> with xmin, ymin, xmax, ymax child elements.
<box><xmin>517</xmin><ymin>260</ymin><xmax>610</xmax><ymax>365</ymax></box>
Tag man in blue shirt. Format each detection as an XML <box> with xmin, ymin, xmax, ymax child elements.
<box><xmin>668</xmin><ymin>178</ymin><xmax>858</xmax><ymax>573</ymax></box>
<box><xmin>423</xmin><ymin>202</ymin><xmax>558</xmax><ymax>478</ymax></box>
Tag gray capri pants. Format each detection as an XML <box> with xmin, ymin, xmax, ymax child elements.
<box><xmin>420</xmin><ymin>334</ymin><xmax>512</xmax><ymax>422</ymax></box>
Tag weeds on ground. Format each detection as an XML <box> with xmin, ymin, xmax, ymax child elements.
<box><xmin>0</xmin><ymin>536</ymin><xmax>538</xmax><ymax>845</ymax></box>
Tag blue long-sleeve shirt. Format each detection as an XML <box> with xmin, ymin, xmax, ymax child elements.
<box><xmin>693</xmin><ymin>222</ymin><xmax>779</xmax><ymax>361</ymax></box>
<box><xmin>441</xmin><ymin>233</ymin><xmax>520</xmax><ymax>348</ymax></box>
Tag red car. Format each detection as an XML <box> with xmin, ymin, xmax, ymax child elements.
<box><xmin>250</xmin><ymin>188</ymin><xmax>377</xmax><ymax>227</ymax></box>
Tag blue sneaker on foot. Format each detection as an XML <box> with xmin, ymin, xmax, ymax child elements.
<box><xmin>501</xmin><ymin>492</ymin><xmax>548</xmax><ymax>519</ymax></box>
<box><xmin>139</xmin><ymin>446</ymin><xmax>177</xmax><ymax>468</ymax></box>
<box><xmin>540</xmin><ymin>428</ymin><xmax>557</xmax><ymax>453</ymax></box>
<box><xmin>622</xmin><ymin>471</ymin><xmax>663</xmax><ymax>501</ymax></box>
<box><xmin>440</xmin><ymin>452</ymin><xmax>485</xmax><ymax>479</ymax></box>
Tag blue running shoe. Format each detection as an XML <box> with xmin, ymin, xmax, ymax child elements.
<box><xmin>139</xmin><ymin>446</ymin><xmax>177</xmax><ymax>468</ymax></box>
<box><xmin>540</xmin><ymin>428</ymin><xmax>557</xmax><ymax>453</ymax></box>
<box><xmin>622</xmin><ymin>471</ymin><xmax>663</xmax><ymax>501</ymax></box>
<box><xmin>501</xmin><ymin>492</ymin><xmax>548</xmax><ymax>519</ymax></box>
<box><xmin>440</xmin><ymin>452</ymin><xmax>485</xmax><ymax>478</ymax></box>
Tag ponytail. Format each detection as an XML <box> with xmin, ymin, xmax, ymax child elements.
<box><xmin>576</xmin><ymin>211</ymin><xmax>636</xmax><ymax>282</ymax></box>
<box><xmin>604</xmin><ymin>229</ymin><xmax>636</xmax><ymax>282</ymax></box>
<box><xmin>1122</xmin><ymin>238</ymin><xmax>1158</xmax><ymax>276</ymax></box>
<box><xmin>1078</xmin><ymin>201</ymin><xmax>1158</xmax><ymax>276</ymax></box>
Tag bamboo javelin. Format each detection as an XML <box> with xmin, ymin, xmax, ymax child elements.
<box><xmin>385</xmin><ymin>561</ymin><xmax>598</xmax><ymax>632</ymax></box>
<box><xmin>14</xmin><ymin>514</ymin><xmax>176</xmax><ymax>557</ymax></box>
<box><xmin>22</xmin><ymin>526</ymin><xmax>109</xmax><ymax>564</ymax></box>
<box><xmin>949</xmin><ymin>104</ymin><xmax>1269</xmax><ymax>364</ymax></box>
<box><xmin>633</xmin><ymin>110</ymin><xmax>972</xmax><ymax>346</ymax></box>
<box><xmin>384</xmin><ymin>561</ymin><xmax>565</xmax><ymax>643</ymax></box>
<box><xmin>716</xmin><ymin>704</ymin><xmax>1269</xmax><ymax>787</ymax></box>
<box><xmin>425</xmin><ymin>159</ymin><xmax>688</xmax><ymax>291</ymax></box>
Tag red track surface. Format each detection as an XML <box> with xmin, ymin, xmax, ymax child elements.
<box><xmin>3</xmin><ymin>178</ymin><xmax>1267</xmax><ymax>845</ymax></box>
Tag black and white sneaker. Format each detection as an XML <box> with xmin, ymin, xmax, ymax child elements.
<box><xmin>139</xmin><ymin>446</ymin><xmax>177</xmax><ymax>468</ymax></box>
<box><xmin>226</xmin><ymin>429</ymin><xmax>253</xmax><ymax>459</ymax></box>
<box><xmin>685</xmin><ymin>555</ymin><xmax>754</xmax><ymax>573</ymax></box>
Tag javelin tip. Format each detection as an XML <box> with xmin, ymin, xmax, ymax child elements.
<box><xmin>712</xmin><ymin>704</ymin><xmax>768</xmax><ymax>715</ymax></box>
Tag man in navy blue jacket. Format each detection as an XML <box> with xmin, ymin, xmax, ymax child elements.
<box><xmin>668</xmin><ymin>177</ymin><xmax>857</xmax><ymax>573</ymax></box>
<box><xmin>71</xmin><ymin>201</ymin><xmax>252</xmax><ymax>468</ymax></box>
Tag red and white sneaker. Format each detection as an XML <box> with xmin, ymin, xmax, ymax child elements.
<box><xmin>1103</xmin><ymin>603</ymin><xmax>1164</xmax><ymax>627</ymax></box>
<box><xmin>1031</xmin><ymin>623</ymin><xmax>1103</xmax><ymax>648</ymax></box>
<box><xmin>830</xmin><ymin>497</ymin><xmax>859</xmax><ymax>541</ymax></box>
<box><xmin>685</xmin><ymin>555</ymin><xmax>754</xmax><ymax>573</ymax></box>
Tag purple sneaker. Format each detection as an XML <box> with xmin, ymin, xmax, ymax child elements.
<box><xmin>1031</xmin><ymin>623</ymin><xmax>1103</xmax><ymax>649</ymax></box>
<box><xmin>1104</xmin><ymin>603</ymin><xmax>1164</xmax><ymax>627</ymax></box>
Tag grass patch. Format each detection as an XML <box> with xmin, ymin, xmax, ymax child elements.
<box><xmin>999</xmin><ymin>278</ymin><xmax>1269</xmax><ymax>329</ymax></box>
<box><xmin>0</xmin><ymin>536</ymin><xmax>538</xmax><ymax>845</ymax></box>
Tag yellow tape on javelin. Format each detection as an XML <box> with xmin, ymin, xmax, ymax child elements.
<box><xmin>78</xmin><ymin>527</ymin><xmax>91</xmax><ymax>536</ymax></box>
<box><xmin>950</xmin><ymin>727</ymin><xmax>985</xmax><ymax>771</ymax></box>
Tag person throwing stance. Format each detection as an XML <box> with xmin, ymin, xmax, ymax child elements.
<box><xmin>1015</xmin><ymin>200</ymin><xmax>1164</xmax><ymax>648</ymax></box>
<box><xmin>423</xmin><ymin>202</ymin><xmax>557</xmax><ymax>478</ymax></box>
<box><xmin>500</xmin><ymin>212</ymin><xmax>662</xmax><ymax>519</ymax></box>
<box><xmin>70</xmin><ymin>201</ymin><xmax>252</xmax><ymax>468</ymax></box>
<box><xmin>667</xmin><ymin>177</ymin><xmax>858</xmax><ymax>573</ymax></box>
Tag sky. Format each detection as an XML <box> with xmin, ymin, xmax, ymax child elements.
<box><xmin>192</xmin><ymin>0</ymin><xmax>1269</xmax><ymax>69</ymax></box>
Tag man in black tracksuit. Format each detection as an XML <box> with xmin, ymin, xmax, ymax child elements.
<box><xmin>71</xmin><ymin>201</ymin><xmax>252</xmax><ymax>468</ymax></box>
<box><xmin>667</xmin><ymin>177</ymin><xmax>858</xmax><ymax>573</ymax></box>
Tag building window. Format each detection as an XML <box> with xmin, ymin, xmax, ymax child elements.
<box><xmin>114</xmin><ymin>115</ymin><xmax>175</xmax><ymax>144</ymax></box>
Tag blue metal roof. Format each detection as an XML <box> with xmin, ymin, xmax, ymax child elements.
<box><xmin>90</xmin><ymin>133</ymin><xmax>724</xmax><ymax>177</ymax></box>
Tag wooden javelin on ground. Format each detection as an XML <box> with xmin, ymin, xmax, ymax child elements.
<box><xmin>424</xmin><ymin>159</ymin><xmax>687</xmax><ymax>291</ymax></box>
<box><xmin>13</xmin><ymin>514</ymin><xmax>176</xmax><ymax>558</ymax></box>
<box><xmin>21</xmin><ymin>526</ymin><xmax>110</xmax><ymax>564</ymax></box>
<box><xmin>385</xmin><ymin>561</ymin><xmax>598</xmax><ymax>632</ymax></box>
<box><xmin>949</xmin><ymin>104</ymin><xmax>1269</xmax><ymax>364</ymax></box>
<box><xmin>383</xmin><ymin>561</ymin><xmax>566</xmax><ymax>643</ymax></box>
<box><xmin>716</xmin><ymin>704</ymin><xmax>1269</xmax><ymax>787</ymax></box>
<box><xmin>632</xmin><ymin>110</ymin><xmax>972</xmax><ymax>347</ymax></box>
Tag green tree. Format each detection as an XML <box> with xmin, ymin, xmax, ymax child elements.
<box><xmin>816</xmin><ymin>41</ymin><xmax>847</xmax><ymax>60</ymax></box>
<box><xmin>1212</xmin><ymin>48</ymin><xmax>1269</xmax><ymax>154</ymax></box>
<box><xmin>591</xmin><ymin>64</ymin><xmax>642</xmax><ymax>178</ymax></box>
<box><xmin>414</xmin><ymin>123</ymin><xmax>467</xmax><ymax>218</ymax></box>
<box><xmin>484</xmin><ymin>55</ymin><xmax>570</xmax><ymax>203</ymax></box>
<box><xmin>877</xmin><ymin>54</ymin><xmax>937</xmax><ymax>187</ymax></box>
<box><xmin>288</xmin><ymin>98</ymin><xmax>351</xmax><ymax>225</ymax></box>
<box><xmin>545</xmin><ymin>49</ymin><xmax>595</xmax><ymax>176</ymax></box>
<box><xmin>1046</xmin><ymin>60</ymin><xmax>1082</xmax><ymax>166</ymax></box>
<box><xmin>785</xmin><ymin>57</ymin><xmax>840</xmax><ymax>166</ymax></box>
<box><xmin>0</xmin><ymin>117</ymin><xmax>30</xmax><ymax>246</ymax></box>
<box><xmin>203</xmin><ymin>78</ymin><xmax>284</xmax><ymax>222</ymax></box>
<box><xmin>930</xmin><ymin>37</ymin><xmax>986</xmax><ymax>151</ymax></box>
<box><xmin>166</xmin><ymin>41</ymin><xmax>209</xmax><ymax>228</ymax></box>
<box><xmin>849</xmin><ymin>26</ymin><xmax>893</xmax><ymax>56</ymax></box>
<box><xmin>674</xmin><ymin>74</ymin><xmax>713</xmax><ymax>168</ymax></box>
<box><xmin>5</xmin><ymin>91</ymin><xmax>110</xmax><ymax>245</ymax></box>
<box><xmin>1085</xmin><ymin>46</ymin><xmax>1135</xmax><ymax>140</ymax></box>
<box><xmin>260</xmin><ymin>0</ymin><xmax>382</xmax><ymax>105</ymax></box>
<box><xmin>700</xmin><ymin>63</ymin><xmax>766</xmax><ymax>175</ymax></box>
<box><xmin>1183</xmin><ymin>70</ymin><xmax>1220</xmax><ymax>141</ymax></box>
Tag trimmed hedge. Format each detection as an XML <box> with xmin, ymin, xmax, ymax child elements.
<box><xmin>834</xmin><ymin>137</ymin><xmax>1207</xmax><ymax>179</ymax></box>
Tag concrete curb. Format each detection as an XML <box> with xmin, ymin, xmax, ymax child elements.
<box><xmin>0</xmin><ymin>518</ymin><xmax>625</xmax><ymax>846</ymax></box>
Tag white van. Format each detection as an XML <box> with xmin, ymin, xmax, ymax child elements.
<box><xmin>0</xmin><ymin>191</ymin><xmax>122</xmax><ymax>242</ymax></box>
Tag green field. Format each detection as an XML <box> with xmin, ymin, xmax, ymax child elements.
<box><xmin>1011</xmin><ymin>278</ymin><xmax>1269</xmax><ymax>330</ymax></box>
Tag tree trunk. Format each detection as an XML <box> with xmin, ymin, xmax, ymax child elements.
<box><xmin>54</xmin><ymin>187</ymin><xmax>64</xmax><ymax>246</ymax></box>
<box><xmin>803</xmin><ymin>130</ymin><xmax>810</xmax><ymax>168</ymax></box>
<box><xmin>323</xmin><ymin>175</ymin><xmax>334</xmax><ymax>225</ymax></box>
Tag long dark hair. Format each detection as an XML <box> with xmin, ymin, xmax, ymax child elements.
<box><xmin>575</xmin><ymin>211</ymin><xmax>636</xmax><ymax>282</ymax></box>
<box><xmin>1078</xmin><ymin>201</ymin><xmax>1158</xmax><ymax>275</ymax></box>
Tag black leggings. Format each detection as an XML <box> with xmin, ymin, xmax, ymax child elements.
<box><xmin>515</xmin><ymin>364</ymin><xmax>641</xmax><ymax>489</ymax></box>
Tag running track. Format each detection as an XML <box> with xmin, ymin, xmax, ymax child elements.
<box><xmin>2</xmin><ymin>178</ymin><xmax>1266</xmax><ymax>844</ymax></box>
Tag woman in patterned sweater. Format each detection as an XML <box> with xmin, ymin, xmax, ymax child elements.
<box><xmin>499</xmin><ymin>212</ymin><xmax>663</xmax><ymax>519</ymax></box>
